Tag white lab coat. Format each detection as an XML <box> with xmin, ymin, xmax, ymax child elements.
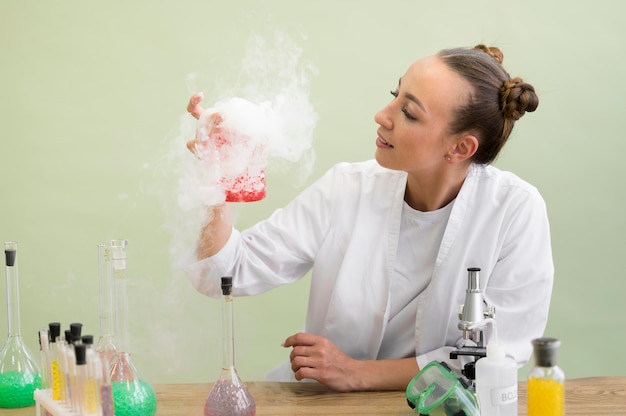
<box><xmin>185</xmin><ymin>160</ymin><xmax>554</xmax><ymax>381</ymax></box>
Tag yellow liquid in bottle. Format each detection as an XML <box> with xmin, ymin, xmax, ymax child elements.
<box><xmin>527</xmin><ymin>377</ymin><xmax>564</xmax><ymax>416</ymax></box>
<box><xmin>51</xmin><ymin>360</ymin><xmax>61</xmax><ymax>400</ymax></box>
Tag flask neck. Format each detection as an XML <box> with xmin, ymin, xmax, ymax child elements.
<box><xmin>221</xmin><ymin>295</ymin><xmax>235</xmax><ymax>370</ymax></box>
<box><xmin>97</xmin><ymin>245</ymin><xmax>117</xmax><ymax>345</ymax></box>
<box><xmin>5</xmin><ymin>244</ymin><xmax>21</xmax><ymax>338</ymax></box>
<box><xmin>110</xmin><ymin>240</ymin><xmax>130</xmax><ymax>353</ymax></box>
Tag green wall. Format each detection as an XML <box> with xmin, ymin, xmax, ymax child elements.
<box><xmin>1</xmin><ymin>0</ymin><xmax>624</xmax><ymax>384</ymax></box>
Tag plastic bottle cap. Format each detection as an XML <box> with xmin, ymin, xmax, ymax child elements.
<box><xmin>486</xmin><ymin>343</ymin><xmax>506</xmax><ymax>360</ymax></box>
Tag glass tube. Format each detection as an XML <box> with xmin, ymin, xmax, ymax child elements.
<box><xmin>96</xmin><ymin>244</ymin><xmax>118</xmax><ymax>366</ymax></box>
<box><xmin>48</xmin><ymin>322</ymin><xmax>63</xmax><ymax>402</ymax></box>
<box><xmin>0</xmin><ymin>242</ymin><xmax>42</xmax><ymax>408</ymax></box>
<box><xmin>204</xmin><ymin>276</ymin><xmax>255</xmax><ymax>416</ymax></box>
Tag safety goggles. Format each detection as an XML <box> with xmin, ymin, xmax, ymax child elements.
<box><xmin>405</xmin><ymin>361</ymin><xmax>479</xmax><ymax>416</ymax></box>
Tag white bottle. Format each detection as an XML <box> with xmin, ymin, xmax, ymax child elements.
<box><xmin>475</xmin><ymin>343</ymin><xmax>518</xmax><ymax>416</ymax></box>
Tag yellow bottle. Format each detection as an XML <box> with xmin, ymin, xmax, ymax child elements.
<box><xmin>527</xmin><ymin>338</ymin><xmax>564</xmax><ymax>416</ymax></box>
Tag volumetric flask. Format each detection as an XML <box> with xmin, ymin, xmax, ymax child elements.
<box><xmin>204</xmin><ymin>277</ymin><xmax>255</xmax><ymax>416</ymax></box>
<box><xmin>106</xmin><ymin>239</ymin><xmax>157</xmax><ymax>416</ymax></box>
<box><xmin>0</xmin><ymin>242</ymin><xmax>42</xmax><ymax>408</ymax></box>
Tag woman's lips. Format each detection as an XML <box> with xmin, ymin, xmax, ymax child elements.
<box><xmin>376</xmin><ymin>135</ymin><xmax>393</xmax><ymax>148</ymax></box>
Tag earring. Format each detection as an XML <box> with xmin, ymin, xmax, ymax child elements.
<box><xmin>446</xmin><ymin>156</ymin><xmax>451</xmax><ymax>161</ymax></box>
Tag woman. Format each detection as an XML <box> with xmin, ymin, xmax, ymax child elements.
<box><xmin>184</xmin><ymin>44</ymin><xmax>553</xmax><ymax>392</ymax></box>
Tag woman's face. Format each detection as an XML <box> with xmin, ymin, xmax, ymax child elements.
<box><xmin>374</xmin><ymin>55</ymin><xmax>471</xmax><ymax>174</ymax></box>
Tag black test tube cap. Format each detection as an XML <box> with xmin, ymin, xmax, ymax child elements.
<box><xmin>49</xmin><ymin>322</ymin><xmax>61</xmax><ymax>343</ymax></box>
<box><xmin>4</xmin><ymin>248</ymin><xmax>16</xmax><ymax>267</ymax></box>
<box><xmin>70</xmin><ymin>323</ymin><xmax>83</xmax><ymax>343</ymax></box>
<box><xmin>74</xmin><ymin>343</ymin><xmax>87</xmax><ymax>365</ymax></box>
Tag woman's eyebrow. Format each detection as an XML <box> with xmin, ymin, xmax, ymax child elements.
<box><xmin>398</xmin><ymin>77</ymin><xmax>427</xmax><ymax>114</ymax></box>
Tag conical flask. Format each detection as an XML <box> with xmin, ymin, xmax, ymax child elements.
<box><xmin>204</xmin><ymin>276</ymin><xmax>255</xmax><ymax>416</ymax></box>
<box><xmin>0</xmin><ymin>242</ymin><xmax>42</xmax><ymax>408</ymax></box>
<box><xmin>106</xmin><ymin>239</ymin><xmax>157</xmax><ymax>416</ymax></box>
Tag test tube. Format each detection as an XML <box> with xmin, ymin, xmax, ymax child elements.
<box><xmin>39</xmin><ymin>329</ymin><xmax>50</xmax><ymax>390</ymax></box>
<box><xmin>58</xmin><ymin>338</ymin><xmax>71</xmax><ymax>407</ymax></box>
<box><xmin>65</xmin><ymin>341</ymin><xmax>78</xmax><ymax>413</ymax></box>
<box><xmin>48</xmin><ymin>323</ymin><xmax>62</xmax><ymax>402</ymax></box>
<box><xmin>74</xmin><ymin>344</ymin><xmax>87</xmax><ymax>414</ymax></box>
<box><xmin>100</xmin><ymin>353</ymin><xmax>115</xmax><ymax>416</ymax></box>
<box><xmin>83</xmin><ymin>344</ymin><xmax>100</xmax><ymax>415</ymax></box>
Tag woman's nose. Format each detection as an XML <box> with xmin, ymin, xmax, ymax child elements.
<box><xmin>374</xmin><ymin>104</ymin><xmax>393</xmax><ymax>129</ymax></box>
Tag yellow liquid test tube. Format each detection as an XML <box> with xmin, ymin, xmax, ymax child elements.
<box><xmin>51</xmin><ymin>359</ymin><xmax>62</xmax><ymax>400</ymax></box>
<box><xmin>48</xmin><ymin>323</ymin><xmax>63</xmax><ymax>401</ymax></box>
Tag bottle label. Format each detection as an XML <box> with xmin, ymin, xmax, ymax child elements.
<box><xmin>491</xmin><ymin>383</ymin><xmax>518</xmax><ymax>406</ymax></box>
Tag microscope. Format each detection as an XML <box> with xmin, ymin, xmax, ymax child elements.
<box><xmin>450</xmin><ymin>267</ymin><xmax>495</xmax><ymax>384</ymax></box>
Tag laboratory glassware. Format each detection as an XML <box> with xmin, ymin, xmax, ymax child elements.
<box><xmin>527</xmin><ymin>337</ymin><xmax>564</xmax><ymax>416</ymax></box>
<box><xmin>48</xmin><ymin>322</ymin><xmax>63</xmax><ymax>402</ymax></box>
<box><xmin>38</xmin><ymin>329</ymin><xmax>50</xmax><ymax>390</ymax></box>
<box><xmin>106</xmin><ymin>239</ymin><xmax>157</xmax><ymax>416</ymax></box>
<box><xmin>96</xmin><ymin>244</ymin><xmax>118</xmax><ymax>367</ymax></box>
<box><xmin>0</xmin><ymin>241</ymin><xmax>42</xmax><ymax>408</ymax></box>
<box><xmin>204</xmin><ymin>276</ymin><xmax>256</xmax><ymax>416</ymax></box>
<box><xmin>196</xmin><ymin>109</ymin><xmax>267</xmax><ymax>203</ymax></box>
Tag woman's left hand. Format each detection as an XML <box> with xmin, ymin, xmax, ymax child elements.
<box><xmin>282</xmin><ymin>332</ymin><xmax>362</xmax><ymax>392</ymax></box>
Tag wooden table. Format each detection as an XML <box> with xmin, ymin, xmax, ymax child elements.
<box><xmin>3</xmin><ymin>377</ymin><xmax>625</xmax><ymax>415</ymax></box>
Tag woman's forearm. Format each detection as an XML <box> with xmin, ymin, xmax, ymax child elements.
<box><xmin>196</xmin><ymin>204</ymin><xmax>233</xmax><ymax>259</ymax></box>
<box><xmin>354</xmin><ymin>357</ymin><xmax>419</xmax><ymax>391</ymax></box>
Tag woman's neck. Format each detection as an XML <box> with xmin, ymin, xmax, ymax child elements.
<box><xmin>404</xmin><ymin>164</ymin><xmax>470</xmax><ymax>212</ymax></box>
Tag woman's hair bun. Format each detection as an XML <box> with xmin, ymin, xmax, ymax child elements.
<box><xmin>500</xmin><ymin>77</ymin><xmax>539</xmax><ymax>120</ymax></box>
<box><xmin>473</xmin><ymin>44</ymin><xmax>504</xmax><ymax>64</ymax></box>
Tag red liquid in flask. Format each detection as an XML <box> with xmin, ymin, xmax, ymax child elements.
<box><xmin>224</xmin><ymin>164</ymin><xmax>266</xmax><ymax>202</ymax></box>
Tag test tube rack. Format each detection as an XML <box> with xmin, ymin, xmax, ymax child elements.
<box><xmin>34</xmin><ymin>389</ymin><xmax>81</xmax><ymax>416</ymax></box>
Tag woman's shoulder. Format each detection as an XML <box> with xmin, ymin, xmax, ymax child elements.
<box><xmin>470</xmin><ymin>164</ymin><xmax>546</xmax><ymax>210</ymax></box>
<box><xmin>315</xmin><ymin>160</ymin><xmax>406</xmax><ymax>201</ymax></box>
<box><xmin>473</xmin><ymin>164</ymin><xmax>540</xmax><ymax>193</ymax></box>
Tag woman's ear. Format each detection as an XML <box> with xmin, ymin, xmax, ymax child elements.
<box><xmin>449</xmin><ymin>134</ymin><xmax>479</xmax><ymax>162</ymax></box>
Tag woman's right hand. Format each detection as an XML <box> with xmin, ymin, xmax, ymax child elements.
<box><xmin>187</xmin><ymin>92</ymin><xmax>205</xmax><ymax>120</ymax></box>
